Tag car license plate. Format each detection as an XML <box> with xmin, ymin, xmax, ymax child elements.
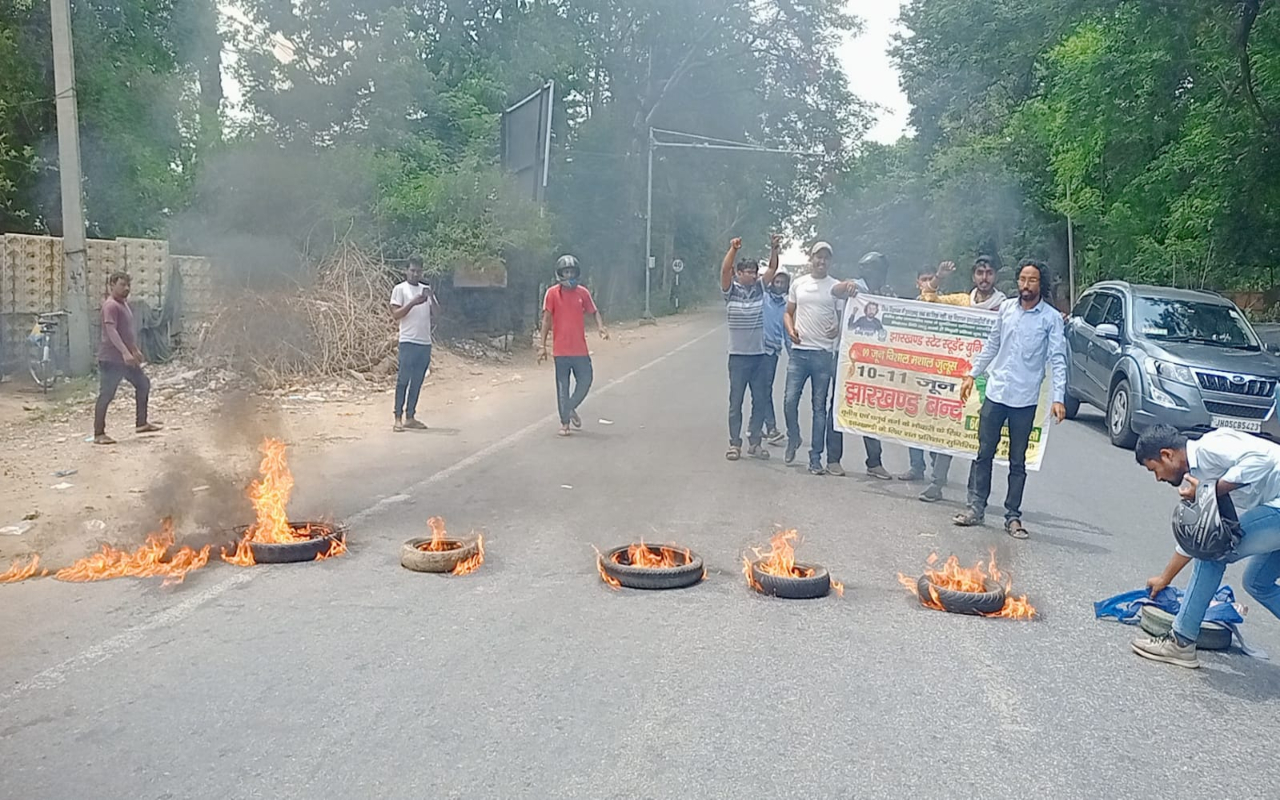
<box><xmin>1211</xmin><ymin>416</ymin><xmax>1262</xmax><ymax>433</ymax></box>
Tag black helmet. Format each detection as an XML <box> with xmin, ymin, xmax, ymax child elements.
<box><xmin>858</xmin><ymin>251</ymin><xmax>888</xmax><ymax>269</ymax></box>
<box><xmin>1172</xmin><ymin>484</ymin><xmax>1241</xmax><ymax>560</ymax></box>
<box><xmin>555</xmin><ymin>254</ymin><xmax>580</xmax><ymax>277</ymax></box>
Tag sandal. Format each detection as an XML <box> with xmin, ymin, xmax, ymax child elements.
<box><xmin>570</xmin><ymin>411</ymin><xmax>582</xmax><ymax>429</ymax></box>
<box><xmin>726</xmin><ymin>445</ymin><xmax>742</xmax><ymax>461</ymax></box>
<box><xmin>1005</xmin><ymin>519</ymin><xmax>1030</xmax><ymax>540</ymax></box>
<box><xmin>557</xmin><ymin>427</ymin><xmax>571</xmax><ymax>437</ymax></box>
<box><xmin>747</xmin><ymin>444</ymin><xmax>770</xmax><ymax>460</ymax></box>
<box><xmin>952</xmin><ymin>510</ymin><xmax>984</xmax><ymax>527</ymax></box>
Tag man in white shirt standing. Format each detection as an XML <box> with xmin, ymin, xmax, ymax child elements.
<box><xmin>1132</xmin><ymin>425</ymin><xmax>1280</xmax><ymax>668</ymax></box>
<box><xmin>783</xmin><ymin>242</ymin><xmax>842</xmax><ymax>475</ymax></box>
<box><xmin>389</xmin><ymin>255</ymin><xmax>440</xmax><ymax>432</ymax></box>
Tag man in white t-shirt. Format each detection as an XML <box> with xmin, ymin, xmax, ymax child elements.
<box><xmin>783</xmin><ymin>241</ymin><xmax>842</xmax><ymax>475</ymax></box>
<box><xmin>389</xmin><ymin>256</ymin><xmax>440</xmax><ymax>432</ymax></box>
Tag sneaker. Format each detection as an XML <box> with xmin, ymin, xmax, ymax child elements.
<box><xmin>867</xmin><ymin>466</ymin><xmax>892</xmax><ymax>481</ymax></box>
<box><xmin>785</xmin><ymin>444</ymin><xmax>798</xmax><ymax>465</ymax></box>
<box><xmin>919</xmin><ymin>485</ymin><xmax>944</xmax><ymax>503</ymax></box>
<box><xmin>766</xmin><ymin>429</ymin><xmax>785</xmax><ymax>446</ymax></box>
<box><xmin>747</xmin><ymin>444</ymin><xmax>771</xmax><ymax>460</ymax></box>
<box><xmin>1131</xmin><ymin>633</ymin><xmax>1200</xmax><ymax>669</ymax></box>
<box><xmin>826</xmin><ymin>462</ymin><xmax>846</xmax><ymax>477</ymax></box>
<box><xmin>404</xmin><ymin>418</ymin><xmax>428</xmax><ymax>430</ymax></box>
<box><xmin>393</xmin><ymin>417</ymin><xmax>405</xmax><ymax>433</ymax></box>
<box><xmin>897</xmin><ymin>471</ymin><xmax>925</xmax><ymax>482</ymax></box>
<box><xmin>808</xmin><ymin>464</ymin><xmax>827</xmax><ymax>476</ymax></box>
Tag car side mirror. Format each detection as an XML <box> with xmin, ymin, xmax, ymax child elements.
<box><xmin>1096</xmin><ymin>323</ymin><xmax>1121</xmax><ymax>341</ymax></box>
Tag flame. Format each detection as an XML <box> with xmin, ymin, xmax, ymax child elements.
<box><xmin>314</xmin><ymin>536</ymin><xmax>348</xmax><ymax>561</ymax></box>
<box><xmin>899</xmin><ymin>549</ymin><xmax>1036</xmax><ymax>619</ymax></box>
<box><xmin>612</xmin><ymin>540</ymin><xmax>690</xmax><ymax>569</ymax></box>
<box><xmin>743</xmin><ymin>529</ymin><xmax>816</xmax><ymax>587</ymax></box>
<box><xmin>420</xmin><ymin>517</ymin><xmax>461</xmax><ymax>552</ymax></box>
<box><xmin>244</xmin><ymin>438</ymin><xmax>310</xmax><ymax>544</ymax></box>
<box><xmin>221</xmin><ymin>538</ymin><xmax>255</xmax><ymax>567</ymax></box>
<box><xmin>593</xmin><ymin>546</ymin><xmax>621</xmax><ymax>590</ymax></box>
<box><xmin>451</xmin><ymin>534</ymin><xmax>485</xmax><ymax>575</ymax></box>
<box><xmin>0</xmin><ymin>555</ymin><xmax>47</xmax><ymax>583</ymax></box>
<box><xmin>54</xmin><ymin>519</ymin><xmax>210</xmax><ymax>584</ymax></box>
<box><xmin>831</xmin><ymin>578</ymin><xmax>845</xmax><ymax>598</ymax></box>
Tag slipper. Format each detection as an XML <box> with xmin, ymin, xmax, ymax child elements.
<box><xmin>557</xmin><ymin>428</ymin><xmax>572</xmax><ymax>437</ymax></box>
<box><xmin>1005</xmin><ymin>520</ymin><xmax>1030</xmax><ymax>540</ymax></box>
<box><xmin>93</xmin><ymin>434</ymin><xmax>117</xmax><ymax>445</ymax></box>
<box><xmin>570</xmin><ymin>411</ymin><xmax>582</xmax><ymax>429</ymax></box>
<box><xmin>726</xmin><ymin>446</ymin><xmax>741</xmax><ymax>461</ymax></box>
<box><xmin>952</xmin><ymin>510</ymin><xmax>984</xmax><ymax>527</ymax></box>
<box><xmin>135</xmin><ymin>423</ymin><xmax>163</xmax><ymax>433</ymax></box>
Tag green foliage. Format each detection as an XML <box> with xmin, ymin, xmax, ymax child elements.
<box><xmin>833</xmin><ymin>0</ymin><xmax>1280</xmax><ymax>299</ymax></box>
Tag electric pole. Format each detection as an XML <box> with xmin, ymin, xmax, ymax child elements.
<box><xmin>50</xmin><ymin>0</ymin><xmax>92</xmax><ymax>374</ymax></box>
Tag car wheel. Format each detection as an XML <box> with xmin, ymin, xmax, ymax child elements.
<box><xmin>1108</xmin><ymin>379</ymin><xmax>1139</xmax><ymax>449</ymax></box>
<box><xmin>1063</xmin><ymin>391</ymin><xmax>1081</xmax><ymax>421</ymax></box>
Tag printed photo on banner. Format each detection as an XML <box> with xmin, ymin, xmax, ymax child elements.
<box><xmin>833</xmin><ymin>294</ymin><xmax>1054</xmax><ymax>470</ymax></box>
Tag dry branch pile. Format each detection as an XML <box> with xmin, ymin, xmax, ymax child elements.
<box><xmin>197</xmin><ymin>243</ymin><xmax>398</xmax><ymax>386</ymax></box>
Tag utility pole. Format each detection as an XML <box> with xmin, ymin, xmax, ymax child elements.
<box><xmin>642</xmin><ymin>130</ymin><xmax>655</xmax><ymax>324</ymax></box>
<box><xmin>1066</xmin><ymin>183</ymin><xmax>1077</xmax><ymax>309</ymax></box>
<box><xmin>50</xmin><ymin>0</ymin><xmax>93</xmax><ymax>375</ymax></box>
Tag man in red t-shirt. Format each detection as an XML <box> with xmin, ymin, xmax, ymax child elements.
<box><xmin>93</xmin><ymin>272</ymin><xmax>162</xmax><ymax>444</ymax></box>
<box><xmin>539</xmin><ymin>255</ymin><xmax>609</xmax><ymax>437</ymax></box>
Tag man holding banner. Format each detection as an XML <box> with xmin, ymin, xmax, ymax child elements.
<box><xmin>954</xmin><ymin>259</ymin><xmax>1068</xmax><ymax>539</ymax></box>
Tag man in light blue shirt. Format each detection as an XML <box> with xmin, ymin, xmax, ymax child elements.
<box><xmin>761</xmin><ymin>266</ymin><xmax>790</xmax><ymax>444</ymax></box>
<box><xmin>1131</xmin><ymin>425</ymin><xmax>1280</xmax><ymax>668</ymax></box>
<box><xmin>954</xmin><ymin>259</ymin><xmax>1067</xmax><ymax>538</ymax></box>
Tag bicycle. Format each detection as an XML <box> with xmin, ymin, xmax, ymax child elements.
<box><xmin>27</xmin><ymin>311</ymin><xmax>68</xmax><ymax>392</ymax></box>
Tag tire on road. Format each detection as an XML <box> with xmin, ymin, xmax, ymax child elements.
<box><xmin>401</xmin><ymin>537</ymin><xmax>479</xmax><ymax>573</ymax></box>
<box><xmin>1138</xmin><ymin>605</ymin><xmax>1233</xmax><ymax>651</ymax></box>
<box><xmin>243</xmin><ymin>523</ymin><xmax>347</xmax><ymax>564</ymax></box>
<box><xmin>749</xmin><ymin>560</ymin><xmax>831</xmax><ymax>599</ymax></box>
<box><xmin>599</xmin><ymin>545</ymin><xmax>704</xmax><ymax>590</ymax></box>
<box><xmin>916</xmin><ymin>574</ymin><xmax>1006</xmax><ymax>615</ymax></box>
<box><xmin>1108</xmin><ymin>378</ymin><xmax>1139</xmax><ymax>449</ymax></box>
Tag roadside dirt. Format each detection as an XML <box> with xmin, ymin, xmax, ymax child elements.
<box><xmin>0</xmin><ymin>315</ymin><xmax>705</xmax><ymax>570</ymax></box>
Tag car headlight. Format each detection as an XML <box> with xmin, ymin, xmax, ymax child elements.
<box><xmin>1144</xmin><ymin>357</ymin><xmax>1195</xmax><ymax>385</ymax></box>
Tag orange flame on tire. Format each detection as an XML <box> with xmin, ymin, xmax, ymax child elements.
<box><xmin>899</xmin><ymin>549</ymin><xmax>1036</xmax><ymax>619</ymax></box>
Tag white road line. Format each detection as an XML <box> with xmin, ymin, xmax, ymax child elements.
<box><xmin>0</xmin><ymin>321</ymin><xmax>723</xmax><ymax>707</ymax></box>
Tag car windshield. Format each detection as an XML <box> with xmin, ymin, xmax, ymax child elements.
<box><xmin>1134</xmin><ymin>296</ymin><xmax>1259</xmax><ymax>349</ymax></box>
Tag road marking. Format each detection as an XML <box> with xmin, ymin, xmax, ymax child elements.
<box><xmin>0</xmin><ymin>321</ymin><xmax>722</xmax><ymax>707</ymax></box>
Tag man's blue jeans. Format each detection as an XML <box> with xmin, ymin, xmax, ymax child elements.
<box><xmin>554</xmin><ymin>356</ymin><xmax>593</xmax><ymax>426</ymax></box>
<box><xmin>728</xmin><ymin>354</ymin><xmax>769</xmax><ymax>447</ymax></box>
<box><xmin>395</xmin><ymin>342</ymin><xmax>432</xmax><ymax>418</ymax></box>
<box><xmin>1173</xmin><ymin>505</ymin><xmax>1280</xmax><ymax>642</ymax></box>
<box><xmin>908</xmin><ymin>448</ymin><xmax>953</xmax><ymax>487</ymax></box>
<box><xmin>784</xmin><ymin>348</ymin><xmax>834</xmax><ymax>468</ymax></box>
<box><xmin>760</xmin><ymin>350</ymin><xmax>781</xmax><ymax>434</ymax></box>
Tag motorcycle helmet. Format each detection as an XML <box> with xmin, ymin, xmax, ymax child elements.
<box><xmin>1172</xmin><ymin>484</ymin><xmax>1242</xmax><ymax>561</ymax></box>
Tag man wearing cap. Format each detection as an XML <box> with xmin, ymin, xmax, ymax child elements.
<box><xmin>783</xmin><ymin>241</ymin><xmax>842</xmax><ymax>475</ymax></box>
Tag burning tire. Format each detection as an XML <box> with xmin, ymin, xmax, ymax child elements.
<box><xmin>401</xmin><ymin>536</ymin><xmax>481</xmax><ymax>573</ymax></box>
<box><xmin>915</xmin><ymin>574</ymin><xmax>1006</xmax><ymax>615</ymax></box>
<box><xmin>747</xmin><ymin>559</ymin><xmax>831</xmax><ymax>599</ymax></box>
<box><xmin>1139</xmin><ymin>605</ymin><xmax>1232</xmax><ymax>651</ymax></box>
<box><xmin>598</xmin><ymin>544</ymin><xmax>704</xmax><ymax>590</ymax></box>
<box><xmin>235</xmin><ymin>522</ymin><xmax>346</xmax><ymax>564</ymax></box>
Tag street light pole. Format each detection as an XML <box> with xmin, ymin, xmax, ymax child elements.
<box><xmin>50</xmin><ymin>0</ymin><xmax>92</xmax><ymax>374</ymax></box>
<box><xmin>642</xmin><ymin>128</ymin><xmax>655</xmax><ymax>324</ymax></box>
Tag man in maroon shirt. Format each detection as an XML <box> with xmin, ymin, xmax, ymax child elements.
<box><xmin>93</xmin><ymin>272</ymin><xmax>162</xmax><ymax>444</ymax></box>
<box><xmin>538</xmin><ymin>255</ymin><xmax>608</xmax><ymax>437</ymax></box>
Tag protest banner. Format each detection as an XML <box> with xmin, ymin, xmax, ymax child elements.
<box><xmin>833</xmin><ymin>295</ymin><xmax>1053</xmax><ymax>470</ymax></box>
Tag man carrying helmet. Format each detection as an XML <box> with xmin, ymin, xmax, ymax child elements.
<box><xmin>539</xmin><ymin>255</ymin><xmax>609</xmax><ymax>437</ymax></box>
<box><xmin>1132</xmin><ymin>424</ymin><xmax>1280</xmax><ymax>668</ymax></box>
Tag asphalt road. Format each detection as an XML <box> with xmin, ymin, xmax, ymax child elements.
<box><xmin>2</xmin><ymin>313</ymin><xmax>1278</xmax><ymax>799</ymax></box>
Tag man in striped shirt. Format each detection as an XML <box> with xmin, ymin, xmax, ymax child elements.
<box><xmin>721</xmin><ymin>235</ymin><xmax>781</xmax><ymax>461</ymax></box>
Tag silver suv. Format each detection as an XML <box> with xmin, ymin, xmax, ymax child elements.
<box><xmin>1064</xmin><ymin>282</ymin><xmax>1280</xmax><ymax>447</ymax></box>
